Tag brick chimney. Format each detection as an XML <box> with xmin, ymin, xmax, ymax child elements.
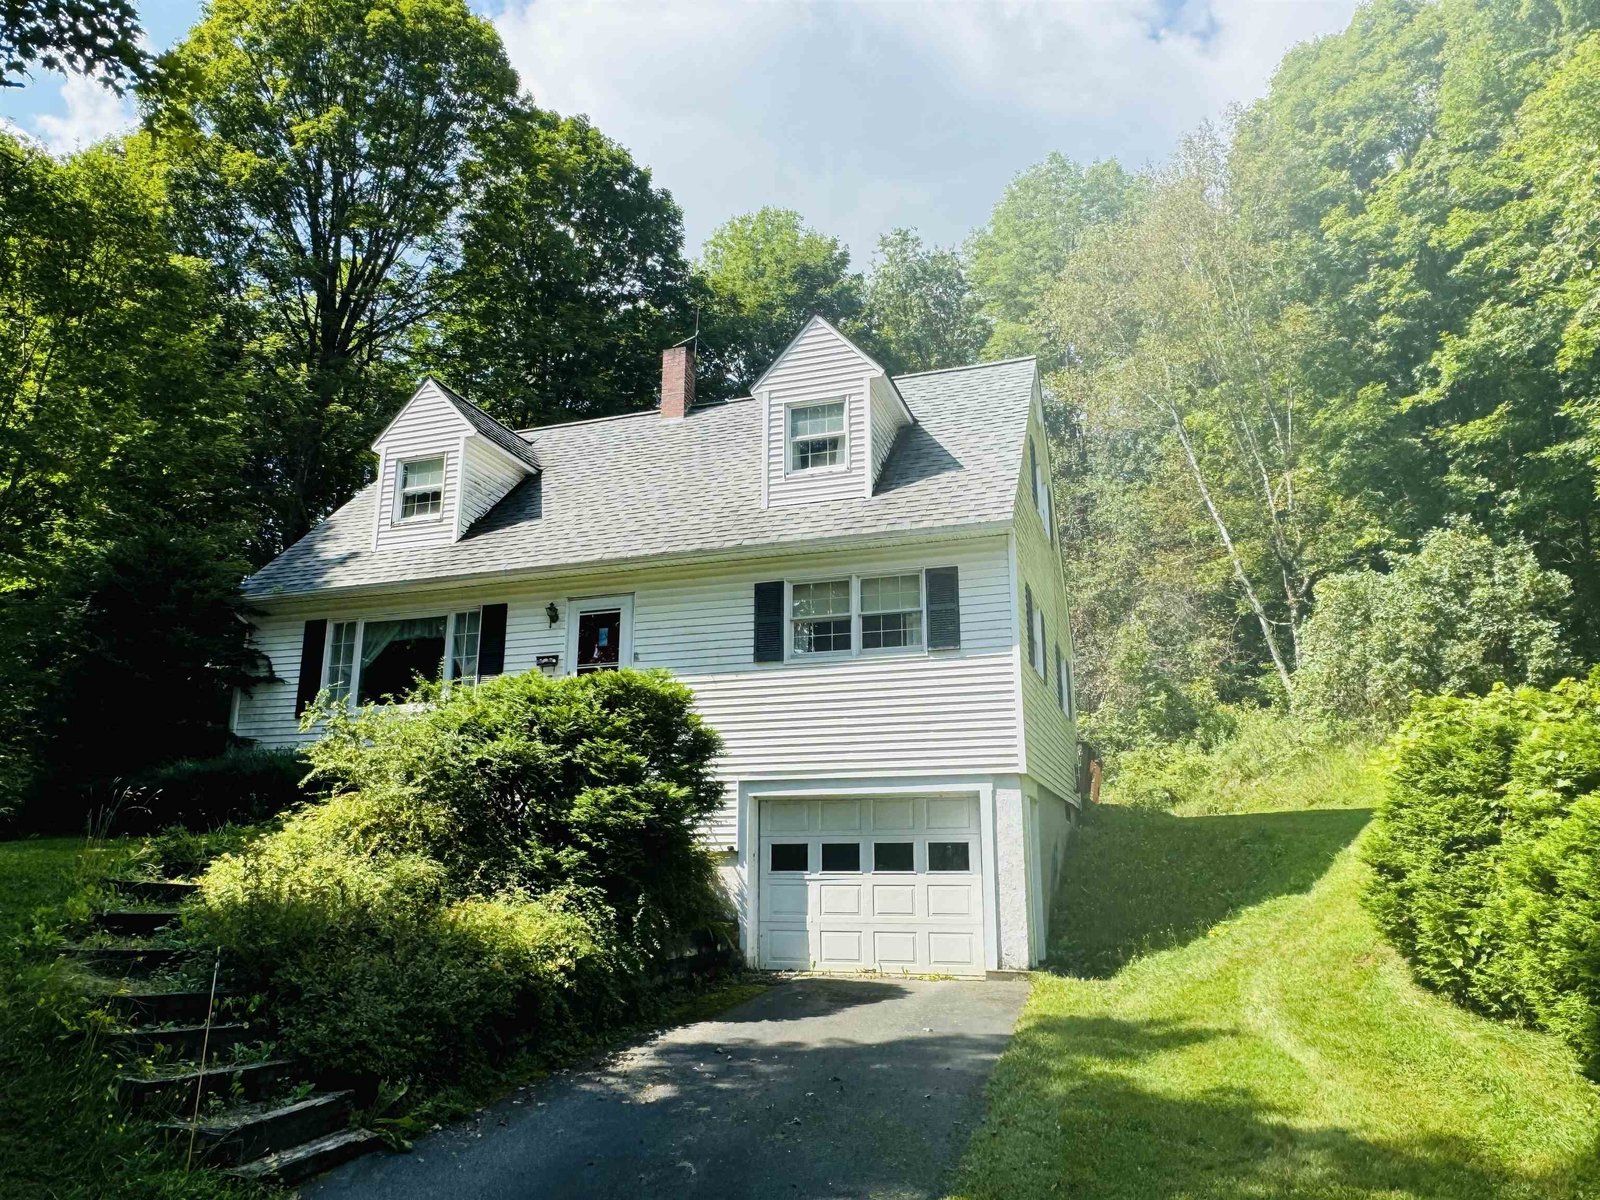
<box><xmin>660</xmin><ymin>342</ymin><xmax>695</xmax><ymax>419</ymax></box>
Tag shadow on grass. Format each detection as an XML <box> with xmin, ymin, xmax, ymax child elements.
<box><xmin>1048</xmin><ymin>805</ymin><xmax>1373</xmax><ymax>977</ymax></box>
<box><xmin>960</xmin><ymin>1013</ymin><xmax>1597</xmax><ymax>1200</ymax></box>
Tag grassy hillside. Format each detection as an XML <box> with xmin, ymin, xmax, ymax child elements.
<box><xmin>952</xmin><ymin>754</ymin><xmax>1600</xmax><ymax>1199</ymax></box>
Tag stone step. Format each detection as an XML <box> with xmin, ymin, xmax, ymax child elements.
<box><xmin>110</xmin><ymin>1021</ymin><xmax>255</xmax><ymax>1062</ymax></box>
<box><xmin>117</xmin><ymin>1058</ymin><xmax>296</xmax><ymax>1113</ymax></box>
<box><xmin>105</xmin><ymin>989</ymin><xmax>236</xmax><ymax>1025</ymax></box>
<box><xmin>94</xmin><ymin>909</ymin><xmax>183</xmax><ymax>938</ymax></box>
<box><xmin>229</xmin><ymin>1127</ymin><xmax>385</xmax><ymax>1186</ymax></box>
<box><xmin>65</xmin><ymin>944</ymin><xmax>188</xmax><ymax>978</ymax></box>
<box><xmin>167</xmin><ymin>1091</ymin><xmax>354</xmax><ymax>1167</ymax></box>
<box><xmin>111</xmin><ymin>878</ymin><xmax>198</xmax><ymax>905</ymax></box>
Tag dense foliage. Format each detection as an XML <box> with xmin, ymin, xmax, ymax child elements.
<box><xmin>185</xmin><ymin>669</ymin><xmax>727</xmax><ymax>1081</ymax></box>
<box><xmin>1366</xmin><ymin>677</ymin><xmax>1600</xmax><ymax>1077</ymax></box>
<box><xmin>1296</xmin><ymin>523</ymin><xmax>1573</xmax><ymax>726</ymax></box>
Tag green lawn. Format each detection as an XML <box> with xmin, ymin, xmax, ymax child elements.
<box><xmin>952</xmin><ymin>767</ymin><xmax>1600</xmax><ymax>1199</ymax></box>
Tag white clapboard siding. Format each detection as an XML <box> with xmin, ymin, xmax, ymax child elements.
<box><xmin>763</xmin><ymin>320</ymin><xmax>874</xmax><ymax>508</ymax></box>
<box><xmin>372</xmin><ymin>383</ymin><xmax>471</xmax><ymax>554</ymax></box>
<box><xmin>457</xmin><ymin>435</ymin><xmax>527</xmax><ymax>536</ymax></box>
<box><xmin>1014</xmin><ymin>404</ymin><xmax>1079</xmax><ymax>805</ymax></box>
<box><xmin>234</xmin><ymin>536</ymin><xmax>1019</xmax><ymax>845</ymax></box>
<box><xmin>869</xmin><ymin>372</ymin><xmax>907</xmax><ymax>488</ymax></box>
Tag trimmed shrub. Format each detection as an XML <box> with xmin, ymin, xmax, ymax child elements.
<box><xmin>1366</xmin><ymin>675</ymin><xmax>1600</xmax><ymax>1075</ymax></box>
<box><xmin>185</xmin><ymin>668</ymin><xmax>727</xmax><ymax>1083</ymax></box>
<box><xmin>120</xmin><ymin>745</ymin><xmax>312</xmax><ymax>831</ymax></box>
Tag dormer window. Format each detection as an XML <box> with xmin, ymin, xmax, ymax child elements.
<box><xmin>788</xmin><ymin>401</ymin><xmax>846</xmax><ymax>473</ymax></box>
<box><xmin>397</xmin><ymin>456</ymin><xmax>445</xmax><ymax>521</ymax></box>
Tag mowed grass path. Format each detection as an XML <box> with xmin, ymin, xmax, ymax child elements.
<box><xmin>952</xmin><ymin>787</ymin><xmax>1600</xmax><ymax>1199</ymax></box>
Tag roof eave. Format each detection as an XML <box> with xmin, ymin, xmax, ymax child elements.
<box><xmin>241</xmin><ymin>517</ymin><xmax>1016</xmax><ymax>607</ymax></box>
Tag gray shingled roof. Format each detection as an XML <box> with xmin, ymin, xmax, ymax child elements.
<box><xmin>243</xmin><ymin>357</ymin><xmax>1037</xmax><ymax>598</ymax></box>
<box><xmin>427</xmin><ymin>376</ymin><xmax>543</xmax><ymax>471</ymax></box>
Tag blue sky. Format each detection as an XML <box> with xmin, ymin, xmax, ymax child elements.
<box><xmin>0</xmin><ymin>0</ymin><xmax>1357</xmax><ymax>263</ymax></box>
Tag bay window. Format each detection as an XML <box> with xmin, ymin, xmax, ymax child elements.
<box><xmin>323</xmin><ymin>609</ymin><xmax>485</xmax><ymax>706</ymax></box>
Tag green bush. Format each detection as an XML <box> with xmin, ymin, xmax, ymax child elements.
<box><xmin>1366</xmin><ymin>675</ymin><xmax>1600</xmax><ymax>1075</ymax></box>
<box><xmin>185</xmin><ymin>668</ymin><xmax>727</xmax><ymax>1083</ymax></box>
<box><xmin>1296</xmin><ymin>523</ymin><xmax>1572</xmax><ymax>728</ymax></box>
<box><xmin>120</xmin><ymin>745</ymin><xmax>312</xmax><ymax>831</ymax></box>
<box><xmin>1106</xmin><ymin>705</ymin><xmax>1367</xmax><ymax>816</ymax></box>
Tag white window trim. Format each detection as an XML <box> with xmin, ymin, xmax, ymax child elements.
<box><xmin>393</xmin><ymin>453</ymin><xmax>448</xmax><ymax>525</ymax></box>
<box><xmin>783</xmin><ymin>397</ymin><xmax>850</xmax><ymax>478</ymax></box>
<box><xmin>565</xmin><ymin>593</ymin><xmax>634</xmax><ymax>676</ymax></box>
<box><xmin>322</xmin><ymin>608</ymin><xmax>482</xmax><ymax>709</ymax></box>
<box><xmin>786</xmin><ymin>570</ymin><xmax>928</xmax><ymax>662</ymax></box>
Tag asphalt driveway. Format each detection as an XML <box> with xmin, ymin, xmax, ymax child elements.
<box><xmin>307</xmin><ymin>976</ymin><xmax>1030</xmax><ymax>1200</ymax></box>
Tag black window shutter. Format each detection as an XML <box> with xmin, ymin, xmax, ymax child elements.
<box><xmin>926</xmin><ymin>566</ymin><xmax>961</xmax><ymax>650</ymax></box>
<box><xmin>753</xmin><ymin>581</ymin><xmax>784</xmax><ymax>662</ymax></box>
<box><xmin>295</xmin><ymin>619</ymin><xmax>327</xmax><ymax>715</ymax></box>
<box><xmin>1029</xmin><ymin>436</ymin><xmax>1038</xmax><ymax>485</ymax></box>
<box><xmin>1056</xmin><ymin>645</ymin><xmax>1066</xmax><ymax>709</ymax></box>
<box><xmin>479</xmin><ymin>603</ymin><xmax>508</xmax><ymax>676</ymax></box>
<box><xmin>1025</xmin><ymin>585</ymin><xmax>1036</xmax><ymax>669</ymax></box>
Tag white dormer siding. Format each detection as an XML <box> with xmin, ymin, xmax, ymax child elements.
<box><xmin>371</xmin><ymin>379</ymin><xmax>533</xmax><ymax>551</ymax></box>
<box><xmin>868</xmin><ymin>373</ymin><xmax>909</xmax><ymax>490</ymax></box>
<box><xmin>457</xmin><ymin>434</ymin><xmax>527</xmax><ymax>537</ymax></box>
<box><xmin>759</xmin><ymin>318</ymin><xmax>878</xmax><ymax>509</ymax></box>
<box><xmin>373</xmin><ymin>383</ymin><xmax>470</xmax><ymax>554</ymax></box>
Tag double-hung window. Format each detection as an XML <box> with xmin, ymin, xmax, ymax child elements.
<box><xmin>788</xmin><ymin>401</ymin><xmax>845</xmax><ymax>473</ymax></box>
<box><xmin>324</xmin><ymin>609</ymin><xmax>485</xmax><ymax>707</ymax></box>
<box><xmin>790</xmin><ymin>573</ymin><xmax>926</xmax><ymax>658</ymax></box>
<box><xmin>791</xmin><ymin>580</ymin><xmax>853</xmax><ymax>655</ymax></box>
<box><xmin>860</xmin><ymin>573</ymin><xmax>923</xmax><ymax>650</ymax></box>
<box><xmin>397</xmin><ymin>456</ymin><xmax>445</xmax><ymax>521</ymax></box>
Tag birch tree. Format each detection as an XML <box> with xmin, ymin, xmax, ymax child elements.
<box><xmin>1046</xmin><ymin>131</ymin><xmax>1379</xmax><ymax>698</ymax></box>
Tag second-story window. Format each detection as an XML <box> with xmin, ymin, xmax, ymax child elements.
<box><xmin>398</xmin><ymin>456</ymin><xmax>445</xmax><ymax>520</ymax></box>
<box><xmin>861</xmin><ymin>573</ymin><xmax>923</xmax><ymax>650</ymax></box>
<box><xmin>792</xmin><ymin>579</ymin><xmax>853</xmax><ymax>654</ymax></box>
<box><xmin>789</xmin><ymin>401</ymin><xmax>846</xmax><ymax>472</ymax></box>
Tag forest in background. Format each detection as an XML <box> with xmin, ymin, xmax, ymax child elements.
<box><xmin>2</xmin><ymin>0</ymin><xmax>1599</xmax><ymax>822</ymax></box>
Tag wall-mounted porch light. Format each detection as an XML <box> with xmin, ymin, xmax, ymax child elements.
<box><xmin>545</xmin><ymin>602</ymin><xmax>560</xmax><ymax>627</ymax></box>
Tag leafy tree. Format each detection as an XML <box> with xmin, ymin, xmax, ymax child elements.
<box><xmin>1046</xmin><ymin>131</ymin><xmax>1379</xmax><ymax>699</ymax></box>
<box><xmin>967</xmin><ymin>153</ymin><xmax>1143</xmax><ymax>365</ymax></box>
<box><xmin>1</xmin><ymin>0</ymin><xmax>148</xmax><ymax>91</ymax></box>
<box><xmin>858</xmin><ymin>228</ymin><xmax>987</xmax><ymax>375</ymax></box>
<box><xmin>694</xmin><ymin>208</ymin><xmax>862</xmax><ymax>396</ymax></box>
<box><xmin>0</xmin><ymin>131</ymin><xmax>256</xmax><ymax>818</ymax></box>
<box><xmin>433</xmin><ymin>107</ymin><xmax>692</xmax><ymax>427</ymax></box>
<box><xmin>1297</xmin><ymin>523</ymin><xmax>1573</xmax><ymax>727</ymax></box>
<box><xmin>151</xmin><ymin>0</ymin><xmax>520</xmax><ymax>552</ymax></box>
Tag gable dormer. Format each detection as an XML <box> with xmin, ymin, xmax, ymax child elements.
<box><xmin>371</xmin><ymin>378</ymin><xmax>537</xmax><ymax>552</ymax></box>
<box><xmin>755</xmin><ymin>316</ymin><xmax>913</xmax><ymax>509</ymax></box>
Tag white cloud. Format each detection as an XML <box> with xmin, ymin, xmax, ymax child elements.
<box><xmin>491</xmin><ymin>0</ymin><xmax>1356</xmax><ymax>262</ymax></box>
<box><xmin>30</xmin><ymin>71</ymin><xmax>136</xmax><ymax>155</ymax></box>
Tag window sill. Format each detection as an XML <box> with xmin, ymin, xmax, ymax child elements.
<box><xmin>783</xmin><ymin>463</ymin><xmax>850</xmax><ymax>479</ymax></box>
<box><xmin>391</xmin><ymin>514</ymin><xmax>446</xmax><ymax>527</ymax></box>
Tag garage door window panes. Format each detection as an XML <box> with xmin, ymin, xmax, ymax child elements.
<box><xmin>792</xmin><ymin>580</ymin><xmax>853</xmax><ymax>655</ymax></box>
<box><xmin>928</xmin><ymin>842</ymin><xmax>971</xmax><ymax>872</ymax></box>
<box><xmin>873</xmin><ymin>841</ymin><xmax>914</xmax><ymax>872</ymax></box>
<box><xmin>821</xmin><ymin>843</ymin><xmax>861</xmax><ymax>872</ymax></box>
<box><xmin>770</xmin><ymin>843</ymin><xmax>809</xmax><ymax>872</ymax></box>
<box><xmin>861</xmin><ymin>574</ymin><xmax>923</xmax><ymax>650</ymax></box>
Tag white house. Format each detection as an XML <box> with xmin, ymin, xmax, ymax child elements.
<box><xmin>235</xmin><ymin>317</ymin><xmax>1081</xmax><ymax>974</ymax></box>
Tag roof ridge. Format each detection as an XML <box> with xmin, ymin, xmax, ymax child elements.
<box><xmin>515</xmin><ymin>395</ymin><xmax>756</xmax><ymax>437</ymax></box>
<box><xmin>891</xmin><ymin>356</ymin><xmax>1038</xmax><ymax>381</ymax></box>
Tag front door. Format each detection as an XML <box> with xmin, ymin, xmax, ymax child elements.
<box><xmin>568</xmin><ymin>595</ymin><xmax>633</xmax><ymax>675</ymax></box>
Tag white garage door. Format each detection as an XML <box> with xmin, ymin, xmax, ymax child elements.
<box><xmin>757</xmin><ymin>795</ymin><xmax>985</xmax><ymax>975</ymax></box>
